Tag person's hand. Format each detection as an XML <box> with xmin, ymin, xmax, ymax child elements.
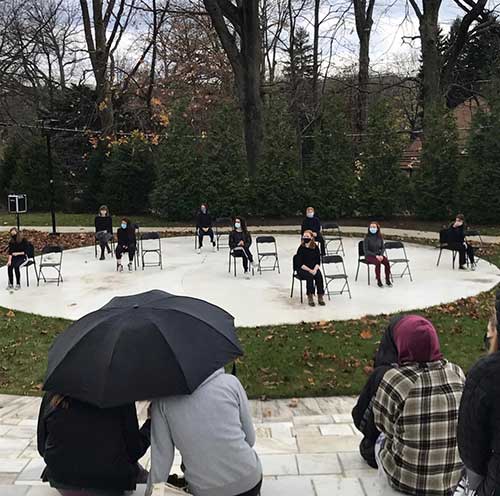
<box><xmin>238</xmin><ymin>240</ymin><xmax>244</xmax><ymax>246</ymax></box>
<box><xmin>7</xmin><ymin>260</ymin><xmax>11</xmax><ymax>266</ymax></box>
<box><xmin>203</xmin><ymin>228</ymin><xmax>208</xmax><ymax>232</ymax></box>
<box><xmin>376</xmin><ymin>255</ymin><xmax>383</xmax><ymax>262</ymax></box>
<box><xmin>312</xmin><ymin>232</ymin><xmax>317</xmax><ymax>238</ymax></box>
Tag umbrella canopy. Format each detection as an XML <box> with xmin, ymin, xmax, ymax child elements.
<box><xmin>43</xmin><ymin>290</ymin><xmax>242</xmax><ymax>407</ymax></box>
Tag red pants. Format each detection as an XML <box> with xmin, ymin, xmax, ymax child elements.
<box><xmin>365</xmin><ymin>256</ymin><xmax>391</xmax><ymax>282</ymax></box>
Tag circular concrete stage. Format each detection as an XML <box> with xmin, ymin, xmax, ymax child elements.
<box><xmin>1</xmin><ymin>235</ymin><xmax>498</xmax><ymax>326</ymax></box>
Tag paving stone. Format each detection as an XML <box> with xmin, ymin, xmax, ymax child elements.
<box><xmin>292</xmin><ymin>426</ymin><xmax>320</xmax><ymax>437</ymax></box>
<box><xmin>332</xmin><ymin>413</ymin><xmax>354</xmax><ymax>423</ymax></box>
<box><xmin>16</xmin><ymin>459</ymin><xmax>45</xmax><ymax>482</ymax></box>
<box><xmin>5</xmin><ymin>427</ymin><xmax>37</xmax><ymax>440</ymax></box>
<box><xmin>296</xmin><ymin>434</ymin><xmax>360</xmax><ymax>454</ymax></box>
<box><xmin>313</xmin><ymin>476</ymin><xmax>365</xmax><ymax>496</ymax></box>
<box><xmin>293</xmin><ymin>415</ymin><xmax>333</xmax><ymax>426</ymax></box>
<box><xmin>344</xmin><ymin>469</ymin><xmax>377</xmax><ymax>479</ymax></box>
<box><xmin>261</xmin><ymin>454</ymin><xmax>298</xmax><ymax>476</ymax></box>
<box><xmin>0</xmin><ymin>474</ymin><xmax>18</xmax><ymax>484</ymax></box>
<box><xmin>360</xmin><ymin>476</ymin><xmax>401</xmax><ymax>496</ymax></box>
<box><xmin>268</xmin><ymin>422</ymin><xmax>293</xmax><ymax>439</ymax></box>
<box><xmin>261</xmin><ymin>476</ymin><xmax>316</xmax><ymax>496</ymax></box>
<box><xmin>254</xmin><ymin>436</ymin><xmax>298</xmax><ymax>455</ymax></box>
<box><xmin>255</xmin><ymin>426</ymin><xmax>272</xmax><ymax>439</ymax></box>
<box><xmin>0</xmin><ymin>439</ymin><xmax>31</xmax><ymax>459</ymax></box>
<box><xmin>319</xmin><ymin>424</ymin><xmax>354</xmax><ymax>436</ymax></box>
<box><xmin>0</xmin><ymin>485</ymin><xmax>30</xmax><ymax>495</ymax></box>
<box><xmin>0</xmin><ymin>458</ymin><xmax>29</xmax><ymax>472</ymax></box>
<box><xmin>338</xmin><ymin>452</ymin><xmax>372</xmax><ymax>472</ymax></box>
<box><xmin>296</xmin><ymin>454</ymin><xmax>342</xmax><ymax>475</ymax></box>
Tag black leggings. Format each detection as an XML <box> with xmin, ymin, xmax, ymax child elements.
<box><xmin>8</xmin><ymin>255</ymin><xmax>26</xmax><ymax>285</ymax></box>
<box><xmin>232</xmin><ymin>246</ymin><xmax>254</xmax><ymax>271</ymax></box>
<box><xmin>236</xmin><ymin>479</ymin><xmax>262</xmax><ymax>496</ymax></box>
<box><xmin>198</xmin><ymin>228</ymin><xmax>215</xmax><ymax>247</ymax></box>
<box><xmin>297</xmin><ymin>268</ymin><xmax>324</xmax><ymax>295</ymax></box>
<box><xmin>115</xmin><ymin>245</ymin><xmax>135</xmax><ymax>262</ymax></box>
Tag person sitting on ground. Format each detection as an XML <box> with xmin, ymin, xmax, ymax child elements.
<box><xmin>115</xmin><ymin>218</ymin><xmax>136</xmax><ymax>272</ymax></box>
<box><xmin>456</xmin><ymin>291</ymin><xmax>500</xmax><ymax>496</ymax></box>
<box><xmin>37</xmin><ymin>392</ymin><xmax>150</xmax><ymax>495</ymax></box>
<box><xmin>147</xmin><ymin>368</ymin><xmax>263</xmax><ymax>496</ymax></box>
<box><xmin>352</xmin><ymin>315</ymin><xmax>403</xmax><ymax>469</ymax></box>
<box><xmin>373</xmin><ymin>315</ymin><xmax>465</xmax><ymax>495</ymax></box>
<box><xmin>301</xmin><ymin>206</ymin><xmax>325</xmax><ymax>256</ymax></box>
<box><xmin>6</xmin><ymin>227</ymin><xmax>28</xmax><ymax>291</ymax></box>
<box><xmin>196</xmin><ymin>203</ymin><xmax>216</xmax><ymax>254</ymax></box>
<box><xmin>447</xmin><ymin>213</ymin><xmax>475</xmax><ymax>270</ymax></box>
<box><xmin>363</xmin><ymin>222</ymin><xmax>392</xmax><ymax>288</ymax></box>
<box><xmin>95</xmin><ymin>205</ymin><xmax>113</xmax><ymax>261</ymax></box>
<box><xmin>229</xmin><ymin>217</ymin><xmax>254</xmax><ymax>276</ymax></box>
<box><xmin>294</xmin><ymin>229</ymin><xmax>326</xmax><ymax>307</ymax></box>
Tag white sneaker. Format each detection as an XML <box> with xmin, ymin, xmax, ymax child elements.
<box><xmin>6</xmin><ymin>284</ymin><xmax>13</xmax><ymax>291</ymax></box>
<box><xmin>14</xmin><ymin>284</ymin><xmax>21</xmax><ymax>291</ymax></box>
<box><xmin>212</xmin><ymin>245</ymin><xmax>216</xmax><ymax>252</ymax></box>
<box><xmin>117</xmin><ymin>264</ymin><xmax>123</xmax><ymax>272</ymax></box>
<box><xmin>197</xmin><ymin>248</ymin><xmax>201</xmax><ymax>254</ymax></box>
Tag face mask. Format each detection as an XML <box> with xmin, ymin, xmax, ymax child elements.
<box><xmin>307</xmin><ymin>212</ymin><xmax>314</xmax><ymax>218</ymax></box>
<box><xmin>121</xmin><ymin>223</ymin><xmax>127</xmax><ymax>230</ymax></box>
<box><xmin>100</xmin><ymin>210</ymin><xmax>107</xmax><ymax>216</ymax></box>
<box><xmin>455</xmin><ymin>221</ymin><xmax>463</xmax><ymax>227</ymax></box>
<box><xmin>303</xmin><ymin>238</ymin><xmax>312</xmax><ymax>243</ymax></box>
<box><xmin>201</xmin><ymin>207</ymin><xmax>206</xmax><ymax>213</ymax></box>
<box><xmin>369</xmin><ymin>227</ymin><xmax>378</xmax><ymax>234</ymax></box>
<box><xmin>235</xmin><ymin>222</ymin><xmax>241</xmax><ymax>230</ymax></box>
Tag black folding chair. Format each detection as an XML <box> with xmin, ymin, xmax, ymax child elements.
<box><xmin>215</xmin><ymin>217</ymin><xmax>232</xmax><ymax>250</ymax></box>
<box><xmin>384</xmin><ymin>241</ymin><xmax>413</xmax><ymax>282</ymax></box>
<box><xmin>465</xmin><ymin>229</ymin><xmax>483</xmax><ymax>266</ymax></box>
<box><xmin>256</xmin><ymin>236</ymin><xmax>280</xmax><ymax>274</ymax></box>
<box><xmin>140</xmin><ymin>232</ymin><xmax>163</xmax><ymax>270</ymax></box>
<box><xmin>94</xmin><ymin>232</ymin><xmax>115</xmax><ymax>258</ymax></box>
<box><xmin>37</xmin><ymin>245</ymin><xmax>63</xmax><ymax>286</ymax></box>
<box><xmin>228</xmin><ymin>248</ymin><xmax>255</xmax><ymax>277</ymax></box>
<box><xmin>290</xmin><ymin>254</ymin><xmax>306</xmax><ymax>303</ymax></box>
<box><xmin>355</xmin><ymin>240</ymin><xmax>373</xmax><ymax>285</ymax></box>
<box><xmin>22</xmin><ymin>242</ymin><xmax>38</xmax><ymax>287</ymax></box>
<box><xmin>436</xmin><ymin>229</ymin><xmax>459</xmax><ymax>269</ymax></box>
<box><xmin>322</xmin><ymin>222</ymin><xmax>345</xmax><ymax>256</ymax></box>
<box><xmin>322</xmin><ymin>255</ymin><xmax>351</xmax><ymax>299</ymax></box>
<box><xmin>133</xmin><ymin>224</ymin><xmax>141</xmax><ymax>266</ymax></box>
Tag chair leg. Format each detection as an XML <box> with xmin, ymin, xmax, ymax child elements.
<box><xmin>437</xmin><ymin>249</ymin><xmax>443</xmax><ymax>266</ymax></box>
<box><xmin>367</xmin><ymin>265</ymin><xmax>370</xmax><ymax>286</ymax></box>
<box><xmin>355</xmin><ymin>262</ymin><xmax>360</xmax><ymax>281</ymax></box>
<box><xmin>300</xmin><ymin>280</ymin><xmax>303</xmax><ymax>304</ymax></box>
<box><xmin>291</xmin><ymin>277</ymin><xmax>294</xmax><ymax>298</ymax></box>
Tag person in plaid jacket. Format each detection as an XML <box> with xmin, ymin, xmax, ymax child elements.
<box><xmin>373</xmin><ymin>315</ymin><xmax>465</xmax><ymax>496</ymax></box>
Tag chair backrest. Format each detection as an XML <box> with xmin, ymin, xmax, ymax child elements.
<box><xmin>384</xmin><ymin>241</ymin><xmax>404</xmax><ymax>250</ymax></box>
<box><xmin>256</xmin><ymin>236</ymin><xmax>276</xmax><ymax>244</ymax></box>
<box><xmin>42</xmin><ymin>245</ymin><xmax>63</xmax><ymax>255</ymax></box>
<box><xmin>322</xmin><ymin>222</ymin><xmax>340</xmax><ymax>230</ymax></box>
<box><xmin>26</xmin><ymin>242</ymin><xmax>35</xmax><ymax>259</ymax></box>
<box><xmin>322</xmin><ymin>254</ymin><xmax>343</xmax><ymax>265</ymax></box>
<box><xmin>465</xmin><ymin>229</ymin><xmax>480</xmax><ymax>237</ymax></box>
<box><xmin>292</xmin><ymin>254</ymin><xmax>301</xmax><ymax>272</ymax></box>
<box><xmin>439</xmin><ymin>228</ymin><xmax>449</xmax><ymax>245</ymax></box>
<box><xmin>141</xmin><ymin>231</ymin><xmax>160</xmax><ymax>241</ymax></box>
<box><xmin>358</xmin><ymin>240</ymin><xmax>365</xmax><ymax>258</ymax></box>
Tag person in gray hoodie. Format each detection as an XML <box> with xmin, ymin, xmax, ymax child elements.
<box><xmin>147</xmin><ymin>368</ymin><xmax>262</xmax><ymax>496</ymax></box>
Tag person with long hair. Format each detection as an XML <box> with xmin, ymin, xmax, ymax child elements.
<box><xmin>6</xmin><ymin>227</ymin><xmax>28</xmax><ymax>291</ymax></box>
<box><xmin>229</xmin><ymin>216</ymin><xmax>254</xmax><ymax>276</ymax></box>
<box><xmin>115</xmin><ymin>218</ymin><xmax>136</xmax><ymax>272</ymax></box>
<box><xmin>294</xmin><ymin>229</ymin><xmax>325</xmax><ymax>306</ymax></box>
<box><xmin>95</xmin><ymin>205</ymin><xmax>113</xmax><ymax>261</ymax></box>
<box><xmin>456</xmin><ymin>292</ymin><xmax>500</xmax><ymax>496</ymax></box>
<box><xmin>37</xmin><ymin>392</ymin><xmax>150</xmax><ymax>494</ymax></box>
<box><xmin>196</xmin><ymin>203</ymin><xmax>216</xmax><ymax>254</ymax></box>
<box><xmin>363</xmin><ymin>222</ymin><xmax>392</xmax><ymax>288</ymax></box>
<box><xmin>373</xmin><ymin>315</ymin><xmax>465</xmax><ymax>495</ymax></box>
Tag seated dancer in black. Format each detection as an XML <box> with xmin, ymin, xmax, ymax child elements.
<box><xmin>196</xmin><ymin>203</ymin><xmax>216</xmax><ymax>253</ymax></box>
<box><xmin>95</xmin><ymin>205</ymin><xmax>113</xmax><ymax>260</ymax></box>
<box><xmin>447</xmin><ymin>213</ymin><xmax>475</xmax><ymax>270</ymax></box>
<box><xmin>6</xmin><ymin>227</ymin><xmax>28</xmax><ymax>291</ymax></box>
<box><xmin>229</xmin><ymin>217</ymin><xmax>253</xmax><ymax>276</ymax></box>
<box><xmin>115</xmin><ymin>218</ymin><xmax>136</xmax><ymax>272</ymax></box>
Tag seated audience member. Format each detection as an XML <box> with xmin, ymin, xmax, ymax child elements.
<box><xmin>37</xmin><ymin>392</ymin><xmax>150</xmax><ymax>495</ymax></box>
<box><xmin>352</xmin><ymin>315</ymin><xmax>403</xmax><ymax>468</ymax></box>
<box><xmin>6</xmin><ymin>227</ymin><xmax>28</xmax><ymax>291</ymax></box>
<box><xmin>373</xmin><ymin>315</ymin><xmax>465</xmax><ymax>495</ymax></box>
<box><xmin>456</xmin><ymin>292</ymin><xmax>500</xmax><ymax>496</ymax></box>
<box><xmin>295</xmin><ymin>230</ymin><xmax>325</xmax><ymax>307</ymax></box>
<box><xmin>363</xmin><ymin>222</ymin><xmax>392</xmax><ymax>288</ymax></box>
<box><xmin>196</xmin><ymin>203</ymin><xmax>216</xmax><ymax>254</ymax></box>
<box><xmin>95</xmin><ymin>205</ymin><xmax>113</xmax><ymax>261</ymax></box>
<box><xmin>147</xmin><ymin>368</ymin><xmax>263</xmax><ymax>496</ymax></box>
<box><xmin>115</xmin><ymin>218</ymin><xmax>136</xmax><ymax>272</ymax></box>
<box><xmin>447</xmin><ymin>213</ymin><xmax>475</xmax><ymax>270</ymax></box>
<box><xmin>301</xmin><ymin>207</ymin><xmax>325</xmax><ymax>256</ymax></box>
<box><xmin>229</xmin><ymin>217</ymin><xmax>254</xmax><ymax>276</ymax></box>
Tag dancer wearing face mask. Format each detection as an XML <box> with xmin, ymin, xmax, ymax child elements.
<box><xmin>295</xmin><ymin>230</ymin><xmax>325</xmax><ymax>306</ymax></box>
<box><xmin>363</xmin><ymin>222</ymin><xmax>392</xmax><ymax>288</ymax></box>
<box><xmin>196</xmin><ymin>203</ymin><xmax>216</xmax><ymax>254</ymax></box>
<box><xmin>447</xmin><ymin>213</ymin><xmax>475</xmax><ymax>270</ymax></box>
<box><xmin>229</xmin><ymin>217</ymin><xmax>254</xmax><ymax>276</ymax></box>
<box><xmin>300</xmin><ymin>207</ymin><xmax>325</xmax><ymax>256</ymax></box>
<box><xmin>115</xmin><ymin>218</ymin><xmax>136</xmax><ymax>272</ymax></box>
<box><xmin>94</xmin><ymin>205</ymin><xmax>113</xmax><ymax>260</ymax></box>
<box><xmin>6</xmin><ymin>227</ymin><xmax>28</xmax><ymax>291</ymax></box>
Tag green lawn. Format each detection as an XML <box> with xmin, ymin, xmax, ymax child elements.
<box><xmin>0</xmin><ymin>243</ymin><xmax>498</xmax><ymax>399</ymax></box>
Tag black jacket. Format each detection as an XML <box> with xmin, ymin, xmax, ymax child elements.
<box><xmin>295</xmin><ymin>244</ymin><xmax>321</xmax><ymax>270</ymax></box>
<box><xmin>8</xmin><ymin>238</ymin><xmax>28</xmax><ymax>256</ymax></box>
<box><xmin>117</xmin><ymin>227</ymin><xmax>136</xmax><ymax>247</ymax></box>
<box><xmin>196</xmin><ymin>211</ymin><xmax>213</xmax><ymax>229</ymax></box>
<box><xmin>447</xmin><ymin>224</ymin><xmax>466</xmax><ymax>246</ymax></box>
<box><xmin>352</xmin><ymin>315</ymin><xmax>402</xmax><ymax>468</ymax></box>
<box><xmin>458</xmin><ymin>352</ymin><xmax>500</xmax><ymax>495</ymax></box>
<box><xmin>229</xmin><ymin>230</ymin><xmax>252</xmax><ymax>249</ymax></box>
<box><xmin>301</xmin><ymin>216</ymin><xmax>321</xmax><ymax>235</ymax></box>
<box><xmin>95</xmin><ymin>215</ymin><xmax>113</xmax><ymax>234</ymax></box>
<box><xmin>37</xmin><ymin>392</ymin><xmax>150</xmax><ymax>491</ymax></box>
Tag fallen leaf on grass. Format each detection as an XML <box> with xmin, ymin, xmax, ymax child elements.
<box><xmin>360</xmin><ymin>329</ymin><xmax>373</xmax><ymax>340</ymax></box>
<box><xmin>288</xmin><ymin>398</ymin><xmax>299</xmax><ymax>408</ymax></box>
<box><xmin>6</xmin><ymin>310</ymin><xmax>15</xmax><ymax>318</ymax></box>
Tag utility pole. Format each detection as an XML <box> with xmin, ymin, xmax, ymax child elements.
<box><xmin>41</xmin><ymin>120</ymin><xmax>58</xmax><ymax>236</ymax></box>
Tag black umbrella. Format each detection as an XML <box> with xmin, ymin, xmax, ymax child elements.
<box><xmin>43</xmin><ymin>290</ymin><xmax>243</xmax><ymax>407</ymax></box>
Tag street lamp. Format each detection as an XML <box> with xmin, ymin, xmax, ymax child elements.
<box><xmin>39</xmin><ymin>119</ymin><xmax>58</xmax><ymax>236</ymax></box>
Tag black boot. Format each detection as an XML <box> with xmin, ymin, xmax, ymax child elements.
<box><xmin>100</xmin><ymin>248</ymin><xmax>105</xmax><ymax>261</ymax></box>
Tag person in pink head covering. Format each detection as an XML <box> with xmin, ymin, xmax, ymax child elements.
<box><xmin>372</xmin><ymin>315</ymin><xmax>465</xmax><ymax>496</ymax></box>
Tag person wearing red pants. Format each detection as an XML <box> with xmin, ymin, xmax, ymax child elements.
<box><xmin>363</xmin><ymin>222</ymin><xmax>392</xmax><ymax>288</ymax></box>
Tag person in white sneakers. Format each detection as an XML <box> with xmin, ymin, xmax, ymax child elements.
<box><xmin>196</xmin><ymin>204</ymin><xmax>216</xmax><ymax>254</ymax></box>
<box><xmin>115</xmin><ymin>218</ymin><xmax>136</xmax><ymax>272</ymax></box>
<box><xmin>6</xmin><ymin>227</ymin><xmax>28</xmax><ymax>291</ymax></box>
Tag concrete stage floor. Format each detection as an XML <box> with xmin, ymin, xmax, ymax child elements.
<box><xmin>0</xmin><ymin>235</ymin><xmax>498</xmax><ymax>326</ymax></box>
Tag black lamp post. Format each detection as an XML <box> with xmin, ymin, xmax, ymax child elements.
<box><xmin>40</xmin><ymin>119</ymin><xmax>58</xmax><ymax>236</ymax></box>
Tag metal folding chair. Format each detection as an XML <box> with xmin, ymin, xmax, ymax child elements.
<box><xmin>355</xmin><ymin>240</ymin><xmax>373</xmax><ymax>285</ymax></box>
<box><xmin>384</xmin><ymin>241</ymin><xmax>413</xmax><ymax>282</ymax></box>
<box><xmin>322</xmin><ymin>222</ymin><xmax>345</xmax><ymax>256</ymax></box>
<box><xmin>37</xmin><ymin>245</ymin><xmax>63</xmax><ymax>286</ymax></box>
<box><xmin>465</xmin><ymin>229</ymin><xmax>483</xmax><ymax>267</ymax></box>
<box><xmin>436</xmin><ymin>229</ymin><xmax>459</xmax><ymax>269</ymax></box>
<box><xmin>94</xmin><ymin>232</ymin><xmax>115</xmax><ymax>258</ymax></box>
<box><xmin>21</xmin><ymin>242</ymin><xmax>38</xmax><ymax>287</ymax></box>
<box><xmin>256</xmin><ymin>236</ymin><xmax>280</xmax><ymax>274</ymax></box>
<box><xmin>140</xmin><ymin>232</ymin><xmax>163</xmax><ymax>270</ymax></box>
<box><xmin>133</xmin><ymin>224</ymin><xmax>141</xmax><ymax>267</ymax></box>
<box><xmin>322</xmin><ymin>255</ymin><xmax>351</xmax><ymax>299</ymax></box>
<box><xmin>215</xmin><ymin>217</ymin><xmax>232</xmax><ymax>250</ymax></box>
<box><xmin>228</xmin><ymin>248</ymin><xmax>255</xmax><ymax>277</ymax></box>
<box><xmin>290</xmin><ymin>254</ymin><xmax>306</xmax><ymax>303</ymax></box>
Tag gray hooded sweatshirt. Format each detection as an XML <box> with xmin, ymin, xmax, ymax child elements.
<box><xmin>147</xmin><ymin>369</ymin><xmax>262</xmax><ymax>496</ymax></box>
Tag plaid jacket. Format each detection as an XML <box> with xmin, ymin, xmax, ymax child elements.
<box><xmin>373</xmin><ymin>360</ymin><xmax>466</xmax><ymax>496</ymax></box>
